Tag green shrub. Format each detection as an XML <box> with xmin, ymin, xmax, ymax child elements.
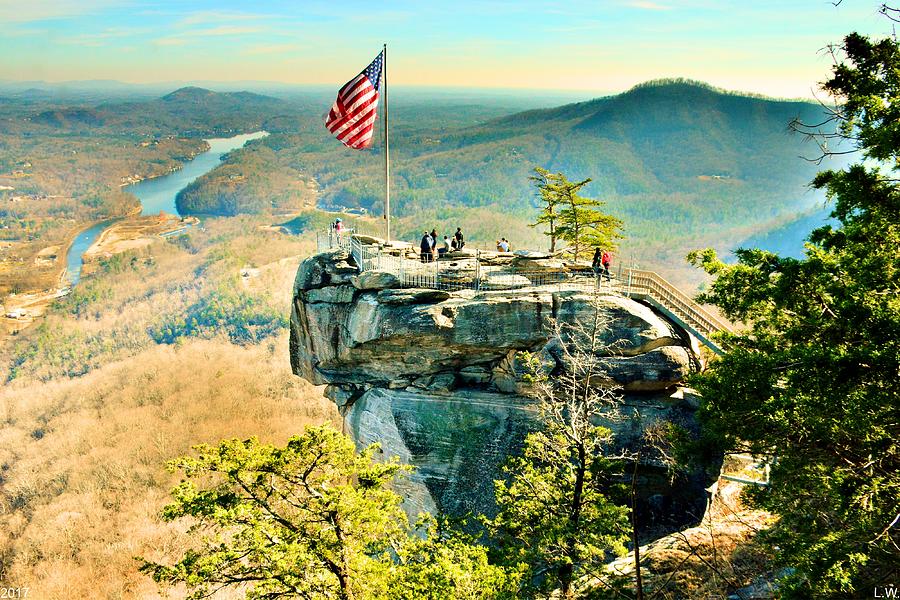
<box><xmin>150</xmin><ymin>284</ymin><xmax>287</xmax><ymax>345</ymax></box>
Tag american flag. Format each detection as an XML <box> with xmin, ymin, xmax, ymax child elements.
<box><xmin>325</xmin><ymin>50</ymin><xmax>384</xmax><ymax>150</ymax></box>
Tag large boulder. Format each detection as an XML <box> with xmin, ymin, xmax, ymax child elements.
<box><xmin>600</xmin><ymin>346</ymin><xmax>695</xmax><ymax>391</ymax></box>
<box><xmin>289</xmin><ymin>250</ymin><xmax>715</xmax><ymax>528</ymax></box>
<box><xmin>346</xmin><ymin>388</ymin><xmax>539</xmax><ymax>518</ymax></box>
<box><xmin>351</xmin><ymin>270</ymin><xmax>400</xmax><ymax>290</ymax></box>
<box><xmin>510</xmin><ymin>256</ymin><xmax>568</xmax><ymax>273</ymax></box>
<box><xmin>346</xmin><ymin>387</ymin><xmax>712</xmax><ymax>533</ymax></box>
<box><xmin>290</xmin><ymin>251</ymin><xmax>697</xmax><ymax>392</ymax></box>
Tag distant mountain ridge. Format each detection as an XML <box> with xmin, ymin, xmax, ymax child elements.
<box><xmin>425</xmin><ymin>79</ymin><xmax>829</xmax><ymax>197</ymax></box>
<box><xmin>32</xmin><ymin>107</ymin><xmax>108</xmax><ymax>127</ymax></box>
<box><xmin>161</xmin><ymin>86</ymin><xmax>282</xmax><ymax>106</ymax></box>
<box><xmin>224</xmin><ymin>78</ymin><xmax>844</xmax><ymax>280</ymax></box>
<box><xmin>25</xmin><ymin>86</ymin><xmax>287</xmax><ymax>135</ymax></box>
<box><xmin>161</xmin><ymin>86</ymin><xmax>219</xmax><ymax>102</ymax></box>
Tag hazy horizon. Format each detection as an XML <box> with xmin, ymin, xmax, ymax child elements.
<box><xmin>1</xmin><ymin>1</ymin><xmax>891</xmax><ymax>100</ymax></box>
<box><xmin>0</xmin><ymin>76</ymin><xmax>828</xmax><ymax>105</ymax></box>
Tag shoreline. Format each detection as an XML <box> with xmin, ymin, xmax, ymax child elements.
<box><xmin>55</xmin><ymin>204</ymin><xmax>142</xmax><ymax>286</ymax></box>
<box><xmin>118</xmin><ymin>140</ymin><xmax>211</xmax><ymax>188</ymax></box>
<box><xmin>1</xmin><ymin>130</ymin><xmax>267</xmax><ymax>335</ymax></box>
<box><xmin>119</xmin><ymin>130</ymin><xmax>267</xmax><ymax>189</ymax></box>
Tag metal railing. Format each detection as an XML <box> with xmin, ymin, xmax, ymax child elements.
<box><xmin>317</xmin><ymin>231</ymin><xmax>733</xmax><ymax>353</ymax></box>
<box><xmin>316</xmin><ymin>227</ymin><xmax>356</xmax><ymax>253</ymax></box>
<box><xmin>620</xmin><ymin>268</ymin><xmax>733</xmax><ymax>354</ymax></box>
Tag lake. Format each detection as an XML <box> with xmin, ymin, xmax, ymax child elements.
<box><xmin>65</xmin><ymin>131</ymin><xmax>268</xmax><ymax>285</ymax></box>
<box><xmin>129</xmin><ymin>131</ymin><xmax>269</xmax><ymax>216</ymax></box>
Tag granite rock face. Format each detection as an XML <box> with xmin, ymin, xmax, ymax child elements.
<box><xmin>290</xmin><ymin>249</ymin><xmax>714</xmax><ymax>528</ymax></box>
<box><xmin>291</xmin><ymin>253</ymin><xmax>694</xmax><ymax>394</ymax></box>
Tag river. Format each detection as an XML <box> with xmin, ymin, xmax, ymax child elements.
<box><xmin>129</xmin><ymin>131</ymin><xmax>268</xmax><ymax>216</ymax></box>
<box><xmin>64</xmin><ymin>131</ymin><xmax>268</xmax><ymax>285</ymax></box>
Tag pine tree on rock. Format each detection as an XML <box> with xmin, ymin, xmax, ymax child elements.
<box><xmin>530</xmin><ymin>167</ymin><xmax>624</xmax><ymax>259</ymax></box>
<box><xmin>141</xmin><ymin>425</ymin><xmax>522</xmax><ymax>600</ymax></box>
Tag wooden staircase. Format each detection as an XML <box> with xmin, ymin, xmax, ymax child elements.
<box><xmin>620</xmin><ymin>268</ymin><xmax>734</xmax><ymax>355</ymax></box>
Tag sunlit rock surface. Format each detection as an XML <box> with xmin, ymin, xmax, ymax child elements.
<box><xmin>290</xmin><ymin>250</ymin><xmax>716</xmax><ymax>531</ymax></box>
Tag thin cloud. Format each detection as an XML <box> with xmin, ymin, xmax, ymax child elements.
<box><xmin>0</xmin><ymin>0</ymin><xmax>123</xmax><ymax>23</ymax></box>
<box><xmin>628</xmin><ymin>1</ymin><xmax>672</xmax><ymax>10</ymax></box>
<box><xmin>60</xmin><ymin>26</ymin><xmax>148</xmax><ymax>47</ymax></box>
<box><xmin>191</xmin><ymin>25</ymin><xmax>265</xmax><ymax>36</ymax></box>
<box><xmin>5</xmin><ymin>27</ymin><xmax>49</xmax><ymax>38</ymax></box>
<box><xmin>178</xmin><ymin>10</ymin><xmax>275</xmax><ymax>27</ymax></box>
<box><xmin>242</xmin><ymin>42</ymin><xmax>305</xmax><ymax>56</ymax></box>
<box><xmin>154</xmin><ymin>37</ymin><xmax>187</xmax><ymax>47</ymax></box>
<box><xmin>153</xmin><ymin>25</ymin><xmax>266</xmax><ymax>47</ymax></box>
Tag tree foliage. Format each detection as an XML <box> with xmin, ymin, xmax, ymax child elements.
<box><xmin>529</xmin><ymin>168</ymin><xmax>624</xmax><ymax>258</ymax></box>
<box><xmin>529</xmin><ymin>167</ymin><xmax>564</xmax><ymax>251</ymax></box>
<box><xmin>142</xmin><ymin>426</ymin><xmax>408</xmax><ymax>599</ymax></box>
<box><xmin>687</xmin><ymin>30</ymin><xmax>900</xmax><ymax>598</ymax></box>
<box><xmin>142</xmin><ymin>425</ymin><xmax>522</xmax><ymax>600</ymax></box>
<box><xmin>149</xmin><ymin>282</ymin><xmax>287</xmax><ymax>345</ymax></box>
<box><xmin>489</xmin><ymin>302</ymin><xmax>631</xmax><ymax>598</ymax></box>
<box><xmin>388</xmin><ymin>517</ymin><xmax>523</xmax><ymax>600</ymax></box>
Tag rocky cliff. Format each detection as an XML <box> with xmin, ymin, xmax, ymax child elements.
<box><xmin>290</xmin><ymin>249</ymin><xmax>716</xmax><ymax>532</ymax></box>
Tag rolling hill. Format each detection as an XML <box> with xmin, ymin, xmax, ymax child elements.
<box><xmin>23</xmin><ymin>87</ymin><xmax>291</xmax><ymax>136</ymax></box>
<box><xmin>180</xmin><ymin>80</ymin><xmax>843</xmax><ymax>281</ymax></box>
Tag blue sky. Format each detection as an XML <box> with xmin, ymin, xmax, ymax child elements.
<box><xmin>0</xmin><ymin>0</ymin><xmax>890</xmax><ymax>97</ymax></box>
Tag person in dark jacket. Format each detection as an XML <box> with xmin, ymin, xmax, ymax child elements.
<box><xmin>592</xmin><ymin>248</ymin><xmax>603</xmax><ymax>278</ymax></box>
<box><xmin>454</xmin><ymin>227</ymin><xmax>464</xmax><ymax>250</ymax></box>
<box><xmin>420</xmin><ymin>232</ymin><xmax>432</xmax><ymax>263</ymax></box>
<box><xmin>429</xmin><ymin>229</ymin><xmax>438</xmax><ymax>262</ymax></box>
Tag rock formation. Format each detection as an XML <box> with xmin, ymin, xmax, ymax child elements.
<box><xmin>290</xmin><ymin>249</ymin><xmax>717</xmax><ymax>533</ymax></box>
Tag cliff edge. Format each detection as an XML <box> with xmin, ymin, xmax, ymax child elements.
<box><xmin>289</xmin><ymin>249</ymin><xmax>716</xmax><ymax>533</ymax></box>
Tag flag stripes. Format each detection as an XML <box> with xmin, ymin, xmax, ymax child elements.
<box><xmin>325</xmin><ymin>51</ymin><xmax>384</xmax><ymax>150</ymax></box>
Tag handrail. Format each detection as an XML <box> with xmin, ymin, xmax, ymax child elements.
<box><xmin>314</xmin><ymin>229</ymin><xmax>734</xmax><ymax>353</ymax></box>
<box><xmin>621</xmin><ymin>268</ymin><xmax>733</xmax><ymax>335</ymax></box>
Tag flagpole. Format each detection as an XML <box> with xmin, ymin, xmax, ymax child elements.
<box><xmin>383</xmin><ymin>43</ymin><xmax>391</xmax><ymax>242</ymax></box>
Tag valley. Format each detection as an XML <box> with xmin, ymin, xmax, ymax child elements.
<box><xmin>0</xmin><ymin>78</ymin><xmax>852</xmax><ymax>598</ymax></box>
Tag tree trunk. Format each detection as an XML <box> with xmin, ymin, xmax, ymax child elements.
<box><xmin>335</xmin><ymin>568</ymin><xmax>355</xmax><ymax>600</ymax></box>
<box><xmin>560</xmin><ymin>442</ymin><xmax>587</xmax><ymax>598</ymax></box>
<box><xmin>332</xmin><ymin>513</ymin><xmax>355</xmax><ymax>600</ymax></box>
<box><xmin>631</xmin><ymin>449</ymin><xmax>644</xmax><ymax>600</ymax></box>
<box><xmin>549</xmin><ymin>213</ymin><xmax>557</xmax><ymax>252</ymax></box>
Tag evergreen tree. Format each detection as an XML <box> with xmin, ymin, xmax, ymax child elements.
<box><xmin>687</xmin><ymin>31</ymin><xmax>900</xmax><ymax>598</ymax></box>
<box><xmin>142</xmin><ymin>425</ymin><xmax>520</xmax><ymax>599</ymax></box>
<box><xmin>529</xmin><ymin>168</ymin><xmax>624</xmax><ymax>259</ymax></box>
<box><xmin>529</xmin><ymin>167</ymin><xmax>564</xmax><ymax>252</ymax></box>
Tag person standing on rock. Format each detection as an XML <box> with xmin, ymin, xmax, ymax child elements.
<box><xmin>429</xmin><ymin>229</ymin><xmax>438</xmax><ymax>262</ymax></box>
<box><xmin>592</xmin><ymin>248</ymin><xmax>603</xmax><ymax>280</ymax></box>
<box><xmin>455</xmin><ymin>227</ymin><xmax>464</xmax><ymax>250</ymax></box>
<box><xmin>420</xmin><ymin>231</ymin><xmax>432</xmax><ymax>263</ymax></box>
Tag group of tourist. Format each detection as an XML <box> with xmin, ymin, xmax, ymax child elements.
<box><xmin>330</xmin><ymin>220</ymin><xmax>612</xmax><ymax>283</ymax></box>
<box><xmin>420</xmin><ymin>227</ymin><xmax>465</xmax><ymax>262</ymax></box>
